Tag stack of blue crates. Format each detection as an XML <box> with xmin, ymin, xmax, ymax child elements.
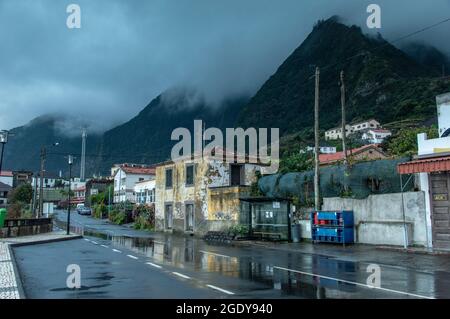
<box><xmin>311</xmin><ymin>211</ymin><xmax>354</xmax><ymax>244</ymax></box>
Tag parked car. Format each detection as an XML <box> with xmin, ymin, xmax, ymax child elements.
<box><xmin>76</xmin><ymin>205</ymin><xmax>91</xmax><ymax>215</ymax></box>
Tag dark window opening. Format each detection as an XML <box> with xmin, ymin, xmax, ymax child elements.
<box><xmin>230</xmin><ymin>164</ymin><xmax>244</xmax><ymax>186</ymax></box>
<box><xmin>186</xmin><ymin>164</ymin><xmax>194</xmax><ymax>186</ymax></box>
<box><xmin>165</xmin><ymin>168</ymin><xmax>173</xmax><ymax>189</ymax></box>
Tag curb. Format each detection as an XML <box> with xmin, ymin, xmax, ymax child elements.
<box><xmin>7</xmin><ymin>245</ymin><xmax>26</xmax><ymax>299</ymax></box>
<box><xmin>8</xmin><ymin>235</ymin><xmax>83</xmax><ymax>248</ymax></box>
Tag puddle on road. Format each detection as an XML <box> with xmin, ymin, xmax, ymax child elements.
<box><xmin>77</xmin><ymin>228</ymin><xmax>379</xmax><ymax>298</ymax></box>
<box><xmin>56</xmin><ymin>219</ymin><xmax>439</xmax><ymax>299</ymax></box>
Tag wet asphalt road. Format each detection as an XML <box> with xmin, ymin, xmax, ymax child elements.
<box><xmin>12</xmin><ymin>211</ymin><xmax>450</xmax><ymax>299</ymax></box>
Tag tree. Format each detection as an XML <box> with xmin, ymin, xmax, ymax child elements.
<box><xmin>8</xmin><ymin>184</ymin><xmax>33</xmax><ymax>204</ymax></box>
<box><xmin>279</xmin><ymin>152</ymin><xmax>314</xmax><ymax>174</ymax></box>
<box><xmin>382</xmin><ymin>126</ymin><xmax>438</xmax><ymax>157</ymax></box>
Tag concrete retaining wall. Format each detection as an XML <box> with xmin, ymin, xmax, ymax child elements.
<box><xmin>322</xmin><ymin>191</ymin><xmax>427</xmax><ymax>247</ymax></box>
<box><xmin>0</xmin><ymin>218</ymin><xmax>53</xmax><ymax>238</ymax></box>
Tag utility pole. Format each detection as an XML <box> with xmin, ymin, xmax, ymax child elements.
<box><xmin>32</xmin><ymin>176</ymin><xmax>37</xmax><ymax>218</ymax></box>
<box><xmin>39</xmin><ymin>146</ymin><xmax>46</xmax><ymax>218</ymax></box>
<box><xmin>314</xmin><ymin>67</ymin><xmax>320</xmax><ymax>211</ymax></box>
<box><xmin>67</xmin><ymin>155</ymin><xmax>74</xmax><ymax>235</ymax></box>
<box><xmin>340</xmin><ymin>70</ymin><xmax>349</xmax><ymax>192</ymax></box>
<box><xmin>80</xmin><ymin>128</ymin><xmax>87</xmax><ymax>182</ymax></box>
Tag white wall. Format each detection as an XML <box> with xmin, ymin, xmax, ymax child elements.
<box><xmin>0</xmin><ymin>176</ymin><xmax>13</xmax><ymax>187</ymax></box>
<box><xmin>322</xmin><ymin>192</ymin><xmax>428</xmax><ymax>247</ymax></box>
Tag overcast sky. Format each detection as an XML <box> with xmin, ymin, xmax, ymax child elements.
<box><xmin>0</xmin><ymin>0</ymin><xmax>449</xmax><ymax>133</ymax></box>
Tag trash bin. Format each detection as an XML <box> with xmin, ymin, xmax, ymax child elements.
<box><xmin>0</xmin><ymin>208</ymin><xmax>6</xmax><ymax>228</ymax></box>
<box><xmin>291</xmin><ymin>223</ymin><xmax>301</xmax><ymax>243</ymax></box>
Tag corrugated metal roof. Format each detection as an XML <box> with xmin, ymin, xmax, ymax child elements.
<box><xmin>397</xmin><ymin>156</ymin><xmax>450</xmax><ymax>174</ymax></box>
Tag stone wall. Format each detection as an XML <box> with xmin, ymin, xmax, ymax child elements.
<box><xmin>0</xmin><ymin>218</ymin><xmax>53</xmax><ymax>238</ymax></box>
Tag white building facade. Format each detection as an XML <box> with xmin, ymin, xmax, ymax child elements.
<box><xmin>134</xmin><ymin>179</ymin><xmax>156</xmax><ymax>205</ymax></box>
<box><xmin>362</xmin><ymin>129</ymin><xmax>392</xmax><ymax>144</ymax></box>
<box><xmin>325</xmin><ymin>119</ymin><xmax>381</xmax><ymax>140</ymax></box>
<box><xmin>113</xmin><ymin>165</ymin><xmax>155</xmax><ymax>203</ymax></box>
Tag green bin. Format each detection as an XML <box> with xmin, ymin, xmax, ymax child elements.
<box><xmin>0</xmin><ymin>208</ymin><xmax>6</xmax><ymax>228</ymax></box>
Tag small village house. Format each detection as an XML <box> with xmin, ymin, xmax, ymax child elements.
<box><xmin>319</xmin><ymin>144</ymin><xmax>388</xmax><ymax>166</ymax></box>
<box><xmin>12</xmin><ymin>170</ymin><xmax>33</xmax><ymax>188</ymax></box>
<box><xmin>362</xmin><ymin>129</ymin><xmax>392</xmax><ymax>144</ymax></box>
<box><xmin>325</xmin><ymin>119</ymin><xmax>381</xmax><ymax>140</ymax></box>
<box><xmin>134</xmin><ymin>179</ymin><xmax>156</xmax><ymax>205</ymax></box>
<box><xmin>32</xmin><ymin>172</ymin><xmax>67</xmax><ymax>189</ymax></box>
<box><xmin>398</xmin><ymin>92</ymin><xmax>450</xmax><ymax>251</ymax></box>
<box><xmin>154</xmin><ymin>151</ymin><xmax>266</xmax><ymax>235</ymax></box>
<box><xmin>113</xmin><ymin>164</ymin><xmax>156</xmax><ymax>203</ymax></box>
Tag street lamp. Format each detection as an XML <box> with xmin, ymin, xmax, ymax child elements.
<box><xmin>0</xmin><ymin>130</ymin><xmax>9</xmax><ymax>174</ymax></box>
<box><xmin>67</xmin><ymin>155</ymin><xmax>74</xmax><ymax>235</ymax></box>
<box><xmin>38</xmin><ymin>142</ymin><xmax>60</xmax><ymax>217</ymax></box>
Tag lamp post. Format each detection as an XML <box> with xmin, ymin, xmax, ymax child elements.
<box><xmin>38</xmin><ymin>142</ymin><xmax>59</xmax><ymax>217</ymax></box>
<box><xmin>0</xmin><ymin>130</ymin><xmax>9</xmax><ymax>174</ymax></box>
<box><xmin>67</xmin><ymin>155</ymin><xmax>74</xmax><ymax>235</ymax></box>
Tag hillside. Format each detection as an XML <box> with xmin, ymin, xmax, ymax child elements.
<box><xmin>237</xmin><ymin>17</ymin><xmax>450</xmax><ymax>152</ymax></box>
<box><xmin>92</xmin><ymin>90</ymin><xmax>247</xmax><ymax>173</ymax></box>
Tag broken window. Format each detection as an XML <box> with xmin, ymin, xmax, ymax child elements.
<box><xmin>185</xmin><ymin>164</ymin><xmax>195</xmax><ymax>186</ymax></box>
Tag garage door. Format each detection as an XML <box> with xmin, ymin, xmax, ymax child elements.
<box><xmin>430</xmin><ymin>172</ymin><xmax>450</xmax><ymax>250</ymax></box>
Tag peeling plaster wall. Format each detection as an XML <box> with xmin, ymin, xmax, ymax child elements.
<box><xmin>155</xmin><ymin>157</ymin><xmax>259</xmax><ymax>234</ymax></box>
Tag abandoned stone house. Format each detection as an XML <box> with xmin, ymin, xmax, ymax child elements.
<box><xmin>154</xmin><ymin>154</ymin><xmax>265</xmax><ymax>235</ymax></box>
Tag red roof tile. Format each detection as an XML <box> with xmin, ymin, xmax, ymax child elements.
<box><xmin>319</xmin><ymin>144</ymin><xmax>383</xmax><ymax>164</ymax></box>
<box><xmin>120</xmin><ymin>167</ymin><xmax>155</xmax><ymax>175</ymax></box>
<box><xmin>0</xmin><ymin>171</ymin><xmax>13</xmax><ymax>177</ymax></box>
<box><xmin>397</xmin><ymin>156</ymin><xmax>450</xmax><ymax>174</ymax></box>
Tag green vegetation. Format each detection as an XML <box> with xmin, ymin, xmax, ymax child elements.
<box><xmin>229</xmin><ymin>224</ymin><xmax>249</xmax><ymax>236</ymax></box>
<box><xmin>132</xmin><ymin>204</ymin><xmax>155</xmax><ymax>231</ymax></box>
<box><xmin>108</xmin><ymin>208</ymin><xmax>127</xmax><ymax>225</ymax></box>
<box><xmin>381</xmin><ymin>126</ymin><xmax>438</xmax><ymax>156</ymax></box>
<box><xmin>6</xmin><ymin>184</ymin><xmax>33</xmax><ymax>219</ymax></box>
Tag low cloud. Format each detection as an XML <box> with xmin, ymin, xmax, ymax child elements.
<box><xmin>0</xmin><ymin>0</ymin><xmax>449</xmax><ymax>133</ymax></box>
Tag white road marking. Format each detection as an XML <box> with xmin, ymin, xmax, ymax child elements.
<box><xmin>146</xmin><ymin>262</ymin><xmax>162</xmax><ymax>269</ymax></box>
<box><xmin>206</xmin><ymin>284</ymin><xmax>235</xmax><ymax>295</ymax></box>
<box><xmin>127</xmin><ymin>254</ymin><xmax>138</xmax><ymax>260</ymax></box>
<box><xmin>199</xmin><ymin>250</ymin><xmax>231</xmax><ymax>259</ymax></box>
<box><xmin>172</xmin><ymin>272</ymin><xmax>191</xmax><ymax>280</ymax></box>
<box><xmin>100</xmin><ymin>245</ymin><xmax>109</xmax><ymax>248</ymax></box>
<box><xmin>83</xmin><ymin>238</ymin><xmax>90</xmax><ymax>242</ymax></box>
<box><xmin>273</xmin><ymin>266</ymin><xmax>434</xmax><ymax>300</ymax></box>
<box><xmin>91</xmin><ymin>241</ymin><xmax>98</xmax><ymax>245</ymax></box>
<box><xmin>112</xmin><ymin>249</ymin><xmax>122</xmax><ymax>253</ymax></box>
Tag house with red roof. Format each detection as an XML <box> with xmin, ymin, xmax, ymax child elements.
<box><xmin>319</xmin><ymin>144</ymin><xmax>388</xmax><ymax>166</ymax></box>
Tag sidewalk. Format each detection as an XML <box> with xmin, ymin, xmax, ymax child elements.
<box><xmin>0</xmin><ymin>231</ymin><xmax>82</xmax><ymax>299</ymax></box>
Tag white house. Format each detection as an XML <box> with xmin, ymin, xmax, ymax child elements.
<box><xmin>31</xmin><ymin>172</ymin><xmax>68</xmax><ymax>188</ymax></box>
<box><xmin>325</xmin><ymin>119</ymin><xmax>381</xmax><ymax>140</ymax></box>
<box><xmin>0</xmin><ymin>171</ymin><xmax>13</xmax><ymax>187</ymax></box>
<box><xmin>113</xmin><ymin>165</ymin><xmax>156</xmax><ymax>203</ymax></box>
<box><xmin>305</xmin><ymin>146</ymin><xmax>337</xmax><ymax>154</ymax></box>
<box><xmin>134</xmin><ymin>179</ymin><xmax>156</xmax><ymax>205</ymax></box>
<box><xmin>362</xmin><ymin>129</ymin><xmax>392</xmax><ymax>144</ymax></box>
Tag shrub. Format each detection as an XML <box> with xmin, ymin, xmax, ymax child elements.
<box><xmin>228</xmin><ymin>224</ymin><xmax>249</xmax><ymax>236</ymax></box>
<box><xmin>108</xmin><ymin>208</ymin><xmax>127</xmax><ymax>225</ymax></box>
<box><xmin>132</xmin><ymin>204</ymin><xmax>155</xmax><ymax>231</ymax></box>
<box><xmin>92</xmin><ymin>203</ymin><xmax>107</xmax><ymax>219</ymax></box>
